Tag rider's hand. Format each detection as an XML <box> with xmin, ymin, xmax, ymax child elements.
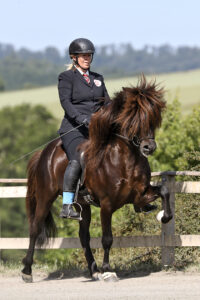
<box><xmin>76</xmin><ymin>114</ymin><xmax>90</xmax><ymax>128</ymax></box>
<box><xmin>82</xmin><ymin>118</ymin><xmax>90</xmax><ymax>128</ymax></box>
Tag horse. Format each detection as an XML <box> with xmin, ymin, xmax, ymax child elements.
<box><xmin>21</xmin><ymin>76</ymin><xmax>173</xmax><ymax>283</ymax></box>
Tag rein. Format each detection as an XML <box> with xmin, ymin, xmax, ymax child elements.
<box><xmin>115</xmin><ymin>133</ymin><xmax>140</xmax><ymax>147</ymax></box>
<box><xmin>115</xmin><ymin>133</ymin><xmax>154</xmax><ymax>147</ymax></box>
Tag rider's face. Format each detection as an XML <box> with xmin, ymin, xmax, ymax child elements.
<box><xmin>74</xmin><ymin>54</ymin><xmax>92</xmax><ymax>71</ymax></box>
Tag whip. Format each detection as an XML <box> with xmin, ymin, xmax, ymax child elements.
<box><xmin>10</xmin><ymin>124</ymin><xmax>83</xmax><ymax>165</ymax></box>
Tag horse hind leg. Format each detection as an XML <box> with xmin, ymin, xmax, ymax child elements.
<box><xmin>22</xmin><ymin>194</ymin><xmax>57</xmax><ymax>282</ymax></box>
<box><xmin>22</xmin><ymin>224</ymin><xmax>39</xmax><ymax>283</ymax></box>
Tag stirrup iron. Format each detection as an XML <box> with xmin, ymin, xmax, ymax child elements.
<box><xmin>70</xmin><ymin>202</ymin><xmax>83</xmax><ymax>221</ymax></box>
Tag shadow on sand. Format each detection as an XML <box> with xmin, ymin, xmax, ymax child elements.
<box><xmin>42</xmin><ymin>261</ymin><xmax>164</xmax><ymax>282</ymax></box>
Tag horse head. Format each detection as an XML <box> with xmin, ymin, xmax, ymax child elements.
<box><xmin>115</xmin><ymin>76</ymin><xmax>166</xmax><ymax>157</ymax></box>
<box><xmin>85</xmin><ymin>75</ymin><xmax>166</xmax><ymax>167</ymax></box>
<box><xmin>134</xmin><ymin>131</ymin><xmax>157</xmax><ymax>158</ymax></box>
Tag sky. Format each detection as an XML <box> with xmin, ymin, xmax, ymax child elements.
<box><xmin>1</xmin><ymin>0</ymin><xmax>200</xmax><ymax>54</ymax></box>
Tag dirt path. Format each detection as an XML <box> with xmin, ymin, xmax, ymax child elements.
<box><xmin>0</xmin><ymin>271</ymin><xmax>200</xmax><ymax>300</ymax></box>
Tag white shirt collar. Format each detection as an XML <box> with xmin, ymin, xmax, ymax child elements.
<box><xmin>74</xmin><ymin>65</ymin><xmax>89</xmax><ymax>76</ymax></box>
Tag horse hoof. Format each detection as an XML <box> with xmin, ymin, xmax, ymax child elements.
<box><xmin>161</xmin><ymin>215</ymin><xmax>173</xmax><ymax>224</ymax></box>
<box><xmin>92</xmin><ymin>272</ymin><xmax>104</xmax><ymax>281</ymax></box>
<box><xmin>101</xmin><ymin>272</ymin><xmax>119</xmax><ymax>282</ymax></box>
<box><xmin>156</xmin><ymin>210</ymin><xmax>164</xmax><ymax>222</ymax></box>
<box><xmin>22</xmin><ymin>272</ymin><xmax>33</xmax><ymax>283</ymax></box>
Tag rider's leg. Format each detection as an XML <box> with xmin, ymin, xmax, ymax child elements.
<box><xmin>60</xmin><ymin>130</ymin><xmax>87</xmax><ymax>220</ymax></box>
<box><xmin>60</xmin><ymin>160</ymin><xmax>82</xmax><ymax>219</ymax></box>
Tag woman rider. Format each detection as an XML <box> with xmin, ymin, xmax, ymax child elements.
<box><xmin>58</xmin><ymin>38</ymin><xmax>156</xmax><ymax>220</ymax></box>
<box><xmin>58</xmin><ymin>38</ymin><xmax>110</xmax><ymax>220</ymax></box>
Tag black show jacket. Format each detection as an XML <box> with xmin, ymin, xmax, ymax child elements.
<box><xmin>58</xmin><ymin>67</ymin><xmax>110</xmax><ymax>133</ymax></box>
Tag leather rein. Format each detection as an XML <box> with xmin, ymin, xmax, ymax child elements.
<box><xmin>115</xmin><ymin>133</ymin><xmax>154</xmax><ymax>147</ymax></box>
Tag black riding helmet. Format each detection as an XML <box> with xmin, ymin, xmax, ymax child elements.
<box><xmin>69</xmin><ymin>38</ymin><xmax>95</xmax><ymax>70</ymax></box>
<box><xmin>69</xmin><ymin>38</ymin><xmax>95</xmax><ymax>55</ymax></box>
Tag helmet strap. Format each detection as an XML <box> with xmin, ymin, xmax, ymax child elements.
<box><xmin>73</xmin><ymin>54</ymin><xmax>93</xmax><ymax>71</ymax></box>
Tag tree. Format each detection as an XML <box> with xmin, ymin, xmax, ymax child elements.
<box><xmin>0</xmin><ymin>76</ymin><xmax>5</xmax><ymax>91</ymax></box>
<box><xmin>149</xmin><ymin>100</ymin><xmax>200</xmax><ymax>172</ymax></box>
<box><xmin>149</xmin><ymin>98</ymin><xmax>187</xmax><ymax>171</ymax></box>
<box><xmin>0</xmin><ymin>104</ymin><xmax>58</xmax><ymax>263</ymax></box>
<box><xmin>0</xmin><ymin>104</ymin><xmax>58</xmax><ymax>178</ymax></box>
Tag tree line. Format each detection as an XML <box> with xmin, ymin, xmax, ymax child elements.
<box><xmin>1</xmin><ymin>42</ymin><xmax>200</xmax><ymax>91</ymax></box>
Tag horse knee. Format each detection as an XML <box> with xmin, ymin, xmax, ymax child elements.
<box><xmin>102</xmin><ymin>235</ymin><xmax>113</xmax><ymax>250</ymax></box>
<box><xmin>160</xmin><ymin>185</ymin><xmax>169</xmax><ymax>197</ymax></box>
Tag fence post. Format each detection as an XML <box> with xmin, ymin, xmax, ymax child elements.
<box><xmin>161</xmin><ymin>175</ymin><xmax>175</xmax><ymax>266</ymax></box>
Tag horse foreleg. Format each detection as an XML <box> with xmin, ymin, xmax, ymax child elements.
<box><xmin>142</xmin><ymin>185</ymin><xmax>173</xmax><ymax>224</ymax></box>
<box><xmin>159</xmin><ymin>185</ymin><xmax>173</xmax><ymax>223</ymax></box>
<box><xmin>79</xmin><ymin>205</ymin><xmax>100</xmax><ymax>279</ymax></box>
<box><xmin>100</xmin><ymin>202</ymin><xmax>113</xmax><ymax>273</ymax></box>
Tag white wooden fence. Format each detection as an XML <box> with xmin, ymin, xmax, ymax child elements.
<box><xmin>0</xmin><ymin>171</ymin><xmax>200</xmax><ymax>266</ymax></box>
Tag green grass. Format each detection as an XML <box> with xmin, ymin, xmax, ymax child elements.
<box><xmin>0</xmin><ymin>69</ymin><xmax>200</xmax><ymax>120</ymax></box>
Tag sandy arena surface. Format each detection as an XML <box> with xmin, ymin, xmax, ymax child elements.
<box><xmin>0</xmin><ymin>271</ymin><xmax>200</xmax><ymax>300</ymax></box>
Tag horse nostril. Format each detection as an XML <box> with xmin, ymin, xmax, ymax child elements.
<box><xmin>143</xmin><ymin>145</ymin><xmax>149</xmax><ymax>151</ymax></box>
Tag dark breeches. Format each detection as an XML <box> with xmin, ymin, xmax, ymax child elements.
<box><xmin>60</xmin><ymin>129</ymin><xmax>88</xmax><ymax>161</ymax></box>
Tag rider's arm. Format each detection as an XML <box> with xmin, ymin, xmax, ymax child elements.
<box><xmin>58</xmin><ymin>72</ymin><xmax>89</xmax><ymax>124</ymax></box>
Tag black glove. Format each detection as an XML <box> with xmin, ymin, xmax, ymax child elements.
<box><xmin>76</xmin><ymin>114</ymin><xmax>90</xmax><ymax>128</ymax></box>
<box><xmin>82</xmin><ymin>118</ymin><xmax>90</xmax><ymax>128</ymax></box>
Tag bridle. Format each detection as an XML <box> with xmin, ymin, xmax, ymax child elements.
<box><xmin>115</xmin><ymin>133</ymin><xmax>155</xmax><ymax>148</ymax></box>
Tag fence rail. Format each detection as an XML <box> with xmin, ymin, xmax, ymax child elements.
<box><xmin>1</xmin><ymin>235</ymin><xmax>200</xmax><ymax>250</ymax></box>
<box><xmin>0</xmin><ymin>171</ymin><xmax>200</xmax><ymax>266</ymax></box>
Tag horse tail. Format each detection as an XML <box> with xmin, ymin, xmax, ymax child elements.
<box><xmin>26</xmin><ymin>150</ymin><xmax>57</xmax><ymax>247</ymax></box>
<box><xmin>36</xmin><ymin>211</ymin><xmax>57</xmax><ymax>247</ymax></box>
<box><xmin>26</xmin><ymin>150</ymin><xmax>42</xmax><ymax>225</ymax></box>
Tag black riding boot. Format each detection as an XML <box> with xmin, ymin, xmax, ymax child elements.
<box><xmin>60</xmin><ymin>160</ymin><xmax>82</xmax><ymax>220</ymax></box>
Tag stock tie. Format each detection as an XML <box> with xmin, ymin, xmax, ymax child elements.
<box><xmin>83</xmin><ymin>73</ymin><xmax>90</xmax><ymax>84</ymax></box>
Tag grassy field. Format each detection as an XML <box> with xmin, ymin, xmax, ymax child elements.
<box><xmin>0</xmin><ymin>69</ymin><xmax>200</xmax><ymax>120</ymax></box>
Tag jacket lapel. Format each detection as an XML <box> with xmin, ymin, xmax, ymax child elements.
<box><xmin>74</xmin><ymin>69</ymin><xmax>91</xmax><ymax>87</ymax></box>
<box><xmin>89</xmin><ymin>72</ymin><xmax>95</xmax><ymax>87</ymax></box>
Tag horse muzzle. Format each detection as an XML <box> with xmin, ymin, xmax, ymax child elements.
<box><xmin>140</xmin><ymin>139</ymin><xmax>157</xmax><ymax>157</ymax></box>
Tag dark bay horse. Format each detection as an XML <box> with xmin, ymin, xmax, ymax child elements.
<box><xmin>22</xmin><ymin>76</ymin><xmax>173</xmax><ymax>282</ymax></box>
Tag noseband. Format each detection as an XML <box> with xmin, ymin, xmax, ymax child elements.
<box><xmin>115</xmin><ymin>133</ymin><xmax>154</xmax><ymax>147</ymax></box>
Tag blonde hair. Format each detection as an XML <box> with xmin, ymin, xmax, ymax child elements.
<box><xmin>65</xmin><ymin>63</ymin><xmax>74</xmax><ymax>70</ymax></box>
<box><xmin>65</xmin><ymin>55</ymin><xmax>75</xmax><ymax>70</ymax></box>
